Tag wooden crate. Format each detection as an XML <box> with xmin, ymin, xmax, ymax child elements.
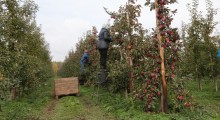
<box><xmin>55</xmin><ymin>77</ymin><xmax>79</xmax><ymax>99</ymax></box>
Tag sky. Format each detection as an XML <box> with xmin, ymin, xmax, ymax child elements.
<box><xmin>34</xmin><ymin>0</ymin><xmax>220</xmax><ymax>62</ymax></box>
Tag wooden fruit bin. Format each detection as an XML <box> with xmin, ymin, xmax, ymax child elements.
<box><xmin>54</xmin><ymin>77</ymin><xmax>79</xmax><ymax>99</ymax></box>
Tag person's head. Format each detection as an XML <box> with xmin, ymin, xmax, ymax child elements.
<box><xmin>102</xmin><ymin>24</ymin><xmax>109</xmax><ymax>29</ymax></box>
<box><xmin>84</xmin><ymin>49</ymin><xmax>88</xmax><ymax>53</ymax></box>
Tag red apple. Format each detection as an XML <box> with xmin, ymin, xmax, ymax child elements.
<box><xmin>159</xmin><ymin>0</ymin><xmax>166</xmax><ymax>5</ymax></box>
<box><xmin>157</xmin><ymin>14</ymin><xmax>162</xmax><ymax>19</ymax></box>
<box><xmin>185</xmin><ymin>102</ymin><xmax>191</xmax><ymax>107</ymax></box>
<box><xmin>153</xmin><ymin>34</ymin><xmax>157</xmax><ymax>38</ymax></box>
<box><xmin>162</xmin><ymin>44</ymin><xmax>167</xmax><ymax>48</ymax></box>
<box><xmin>161</xmin><ymin>17</ymin><xmax>166</xmax><ymax>21</ymax></box>
<box><xmin>171</xmin><ymin>65</ymin><xmax>175</xmax><ymax>70</ymax></box>
<box><xmin>153</xmin><ymin>75</ymin><xmax>158</xmax><ymax>80</ymax></box>
<box><xmin>154</xmin><ymin>55</ymin><xmax>158</xmax><ymax>59</ymax></box>
<box><xmin>159</xmin><ymin>24</ymin><xmax>165</xmax><ymax>30</ymax></box>
<box><xmin>166</xmin><ymin>38</ymin><xmax>170</xmax><ymax>43</ymax></box>
<box><xmin>156</xmin><ymin>60</ymin><xmax>161</xmax><ymax>64</ymax></box>
<box><xmin>135</xmin><ymin>64</ymin><xmax>140</xmax><ymax>67</ymax></box>
<box><xmin>157</xmin><ymin>92</ymin><xmax>161</xmax><ymax>96</ymax></box>
<box><xmin>173</xmin><ymin>47</ymin><xmax>177</xmax><ymax>52</ymax></box>
<box><xmin>151</xmin><ymin>73</ymin><xmax>156</xmax><ymax>78</ymax></box>
<box><xmin>146</xmin><ymin>53</ymin><xmax>151</xmax><ymax>57</ymax></box>
<box><xmin>161</xmin><ymin>31</ymin><xmax>166</xmax><ymax>36</ymax></box>
<box><xmin>171</xmin><ymin>74</ymin><xmax>175</xmax><ymax>78</ymax></box>
<box><xmin>166</xmin><ymin>40</ymin><xmax>171</xmax><ymax>46</ymax></box>
<box><xmin>138</xmin><ymin>95</ymin><xmax>143</xmax><ymax>101</ymax></box>
<box><xmin>144</xmin><ymin>90</ymin><xmax>148</xmax><ymax>94</ymax></box>
<box><xmin>167</xmin><ymin>30</ymin><xmax>171</xmax><ymax>34</ymax></box>
<box><xmin>147</xmin><ymin>99</ymin><xmax>152</xmax><ymax>104</ymax></box>
<box><xmin>178</xmin><ymin>95</ymin><xmax>183</xmax><ymax>101</ymax></box>
<box><xmin>173</xmin><ymin>56</ymin><xmax>178</xmax><ymax>62</ymax></box>
<box><xmin>154</xmin><ymin>68</ymin><xmax>159</xmax><ymax>73</ymax></box>
<box><xmin>111</xmin><ymin>15</ymin><xmax>116</xmax><ymax>19</ymax></box>
<box><xmin>150</xmin><ymin>93</ymin><xmax>154</xmax><ymax>97</ymax></box>
<box><xmin>147</xmin><ymin>79</ymin><xmax>151</xmax><ymax>85</ymax></box>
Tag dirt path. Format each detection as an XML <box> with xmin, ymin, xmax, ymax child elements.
<box><xmin>74</xmin><ymin>93</ymin><xmax>115</xmax><ymax>120</ymax></box>
<box><xmin>46</xmin><ymin>99</ymin><xmax>57</xmax><ymax>115</ymax></box>
<box><xmin>39</xmin><ymin>99</ymin><xmax>57</xmax><ymax>120</ymax></box>
<box><xmin>40</xmin><ymin>93</ymin><xmax>115</xmax><ymax>120</ymax></box>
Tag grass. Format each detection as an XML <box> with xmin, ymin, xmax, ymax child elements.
<box><xmin>78</xmin><ymin>79</ymin><xmax>220</xmax><ymax>120</ymax></box>
<box><xmin>43</xmin><ymin>96</ymin><xmax>84</xmax><ymax>120</ymax></box>
<box><xmin>80</xmin><ymin>86</ymin><xmax>173</xmax><ymax>120</ymax></box>
<box><xmin>41</xmin><ymin>86</ymin><xmax>116</xmax><ymax>120</ymax></box>
<box><xmin>0</xmin><ymin>78</ymin><xmax>54</xmax><ymax>120</ymax></box>
<box><xmin>185</xmin><ymin>79</ymin><xmax>220</xmax><ymax>119</ymax></box>
<box><xmin>0</xmin><ymin>77</ymin><xmax>220</xmax><ymax>120</ymax></box>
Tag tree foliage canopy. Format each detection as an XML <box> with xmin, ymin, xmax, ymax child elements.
<box><xmin>0</xmin><ymin>0</ymin><xmax>53</xmax><ymax>99</ymax></box>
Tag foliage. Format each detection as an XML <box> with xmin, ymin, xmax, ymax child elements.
<box><xmin>105</xmin><ymin>1</ymin><xmax>143</xmax><ymax>94</ymax></box>
<box><xmin>181</xmin><ymin>0</ymin><xmax>220</xmax><ymax>90</ymax></box>
<box><xmin>52</xmin><ymin>62</ymin><xmax>63</xmax><ymax>77</ymax></box>
<box><xmin>0</xmin><ymin>0</ymin><xmax>53</xmax><ymax>103</ymax></box>
<box><xmin>0</xmin><ymin>78</ymin><xmax>54</xmax><ymax>119</ymax></box>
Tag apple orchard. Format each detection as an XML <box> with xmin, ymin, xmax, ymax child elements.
<box><xmin>58</xmin><ymin>0</ymin><xmax>220</xmax><ymax>113</ymax></box>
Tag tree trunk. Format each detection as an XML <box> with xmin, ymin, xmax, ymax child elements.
<box><xmin>119</xmin><ymin>48</ymin><xmax>129</xmax><ymax>98</ymax></box>
<box><xmin>126</xmin><ymin>6</ymin><xmax>133</xmax><ymax>94</ymax></box>
<box><xmin>155</xmin><ymin>0</ymin><xmax>168</xmax><ymax>113</ymax></box>
<box><xmin>119</xmin><ymin>48</ymin><xmax>123</xmax><ymax>61</ymax></box>
<box><xmin>210</xmin><ymin>52</ymin><xmax>214</xmax><ymax>80</ymax></box>
<box><xmin>214</xmin><ymin>78</ymin><xmax>218</xmax><ymax>92</ymax></box>
<box><xmin>209</xmin><ymin>52</ymin><xmax>218</xmax><ymax>91</ymax></box>
<box><xmin>128</xmin><ymin>57</ymin><xmax>133</xmax><ymax>93</ymax></box>
<box><xmin>197</xmin><ymin>74</ymin><xmax>202</xmax><ymax>91</ymax></box>
<box><xmin>125</xmin><ymin>89</ymin><xmax>128</xmax><ymax>99</ymax></box>
<box><xmin>196</xmin><ymin>65</ymin><xmax>202</xmax><ymax>91</ymax></box>
<box><xmin>0</xmin><ymin>104</ymin><xmax>2</xmax><ymax>112</ymax></box>
<box><xmin>198</xmin><ymin>78</ymin><xmax>202</xmax><ymax>91</ymax></box>
<box><xmin>0</xmin><ymin>95</ymin><xmax>2</xmax><ymax>112</ymax></box>
<box><xmin>125</xmin><ymin>49</ymin><xmax>133</xmax><ymax>93</ymax></box>
<box><xmin>159</xmin><ymin>46</ymin><xmax>168</xmax><ymax>113</ymax></box>
<box><xmin>10</xmin><ymin>87</ymin><xmax>16</xmax><ymax>100</ymax></box>
<box><xmin>160</xmin><ymin>85</ymin><xmax>163</xmax><ymax>112</ymax></box>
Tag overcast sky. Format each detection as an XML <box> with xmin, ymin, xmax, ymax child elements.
<box><xmin>34</xmin><ymin>0</ymin><xmax>220</xmax><ymax>62</ymax></box>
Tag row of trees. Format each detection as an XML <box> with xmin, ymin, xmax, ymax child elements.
<box><xmin>0</xmin><ymin>0</ymin><xmax>53</xmax><ymax>107</ymax></box>
<box><xmin>181</xmin><ymin>0</ymin><xmax>220</xmax><ymax>91</ymax></box>
<box><xmin>58</xmin><ymin>0</ymin><xmax>220</xmax><ymax>113</ymax></box>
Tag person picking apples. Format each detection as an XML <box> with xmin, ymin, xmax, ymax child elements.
<box><xmin>79</xmin><ymin>49</ymin><xmax>89</xmax><ymax>85</ymax></box>
<box><xmin>97</xmin><ymin>24</ymin><xmax>112</xmax><ymax>70</ymax></box>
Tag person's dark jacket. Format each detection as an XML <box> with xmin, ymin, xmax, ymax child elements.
<box><xmin>98</xmin><ymin>28</ymin><xmax>112</xmax><ymax>49</ymax></box>
<box><xmin>80</xmin><ymin>53</ymin><xmax>89</xmax><ymax>65</ymax></box>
